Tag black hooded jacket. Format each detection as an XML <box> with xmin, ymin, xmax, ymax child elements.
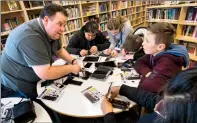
<box><xmin>66</xmin><ymin>26</ymin><xmax>110</xmax><ymax>56</ymax></box>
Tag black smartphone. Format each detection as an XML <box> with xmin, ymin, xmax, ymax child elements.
<box><xmin>117</xmin><ymin>62</ymin><xmax>124</xmax><ymax>68</ymax></box>
<box><xmin>95</xmin><ymin>61</ymin><xmax>116</xmax><ymax>68</ymax></box>
<box><xmin>63</xmin><ymin>78</ymin><xmax>83</xmax><ymax>86</ymax></box>
<box><xmin>81</xmin><ymin>71</ymin><xmax>92</xmax><ymax>80</ymax></box>
<box><xmin>69</xmin><ymin>80</ymin><xmax>83</xmax><ymax>86</ymax></box>
<box><xmin>110</xmin><ymin>99</ymin><xmax>130</xmax><ymax>110</ymax></box>
<box><xmin>42</xmin><ymin>95</ymin><xmax>58</xmax><ymax>101</ymax></box>
<box><xmin>84</xmin><ymin>63</ymin><xmax>92</xmax><ymax>68</ymax></box>
<box><xmin>83</xmin><ymin>56</ymin><xmax>99</xmax><ymax>62</ymax></box>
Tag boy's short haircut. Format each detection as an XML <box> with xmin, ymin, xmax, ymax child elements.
<box><xmin>122</xmin><ymin>33</ymin><xmax>143</xmax><ymax>52</ymax></box>
<box><xmin>147</xmin><ymin>22</ymin><xmax>176</xmax><ymax>50</ymax></box>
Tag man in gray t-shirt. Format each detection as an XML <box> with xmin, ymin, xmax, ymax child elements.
<box><xmin>1</xmin><ymin>4</ymin><xmax>81</xmax><ymax>98</ymax></box>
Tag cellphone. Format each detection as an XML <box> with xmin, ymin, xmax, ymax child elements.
<box><xmin>42</xmin><ymin>95</ymin><xmax>58</xmax><ymax>101</ymax></box>
<box><xmin>117</xmin><ymin>62</ymin><xmax>124</xmax><ymax>68</ymax></box>
<box><xmin>110</xmin><ymin>99</ymin><xmax>130</xmax><ymax>110</ymax></box>
<box><xmin>84</xmin><ymin>63</ymin><xmax>92</xmax><ymax>68</ymax></box>
<box><xmin>81</xmin><ymin>71</ymin><xmax>92</xmax><ymax>80</ymax></box>
<box><xmin>95</xmin><ymin>61</ymin><xmax>116</xmax><ymax>68</ymax></box>
<box><xmin>84</xmin><ymin>92</ymin><xmax>99</xmax><ymax>103</ymax></box>
<box><xmin>106</xmin><ymin>82</ymin><xmax>113</xmax><ymax>99</ymax></box>
<box><xmin>63</xmin><ymin>78</ymin><xmax>83</xmax><ymax>86</ymax></box>
<box><xmin>83</xmin><ymin>56</ymin><xmax>99</xmax><ymax>62</ymax></box>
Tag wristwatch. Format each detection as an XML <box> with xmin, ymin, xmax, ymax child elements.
<box><xmin>71</xmin><ymin>59</ymin><xmax>76</xmax><ymax>64</ymax></box>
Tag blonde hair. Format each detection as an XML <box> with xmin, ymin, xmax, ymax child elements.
<box><xmin>107</xmin><ymin>16</ymin><xmax>128</xmax><ymax>31</ymax></box>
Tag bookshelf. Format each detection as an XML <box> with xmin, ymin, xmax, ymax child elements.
<box><xmin>1</xmin><ymin>1</ymin><xmax>153</xmax><ymax>50</ymax></box>
<box><xmin>145</xmin><ymin>2</ymin><xmax>197</xmax><ymax>67</ymax></box>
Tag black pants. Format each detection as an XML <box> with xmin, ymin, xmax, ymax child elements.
<box><xmin>1</xmin><ymin>84</ymin><xmax>24</xmax><ymax>98</ymax></box>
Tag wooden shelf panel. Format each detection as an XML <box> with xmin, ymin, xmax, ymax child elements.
<box><xmin>189</xmin><ymin>54</ymin><xmax>197</xmax><ymax>61</ymax></box>
<box><xmin>2</xmin><ymin>10</ymin><xmax>23</xmax><ymax>14</ymax></box>
<box><xmin>100</xmin><ymin>21</ymin><xmax>108</xmax><ymax>24</ymax></box>
<box><xmin>67</xmin><ymin>17</ymin><xmax>81</xmax><ymax>21</ymax></box>
<box><xmin>82</xmin><ymin>13</ymin><xmax>97</xmax><ymax>18</ymax></box>
<box><xmin>146</xmin><ymin>19</ymin><xmax>179</xmax><ymax>24</ymax></box>
<box><xmin>176</xmin><ymin>36</ymin><xmax>197</xmax><ymax>43</ymax></box>
<box><xmin>26</xmin><ymin>6</ymin><xmax>44</xmax><ymax>11</ymax></box>
<box><xmin>179</xmin><ymin>21</ymin><xmax>197</xmax><ymax>26</ymax></box>
<box><xmin>64</xmin><ymin>28</ymin><xmax>80</xmax><ymax>34</ymax></box>
<box><xmin>147</xmin><ymin>3</ymin><xmax>197</xmax><ymax>9</ymax></box>
<box><xmin>99</xmin><ymin>11</ymin><xmax>108</xmax><ymax>14</ymax></box>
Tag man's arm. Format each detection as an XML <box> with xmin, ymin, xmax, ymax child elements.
<box><xmin>119</xmin><ymin>85</ymin><xmax>162</xmax><ymax>111</ymax></box>
<box><xmin>133</xmin><ymin>55</ymin><xmax>152</xmax><ymax>77</ymax></box>
<box><xmin>56</xmin><ymin>48</ymin><xmax>74</xmax><ymax>64</ymax></box>
<box><xmin>32</xmin><ymin>64</ymin><xmax>80</xmax><ymax>80</ymax></box>
<box><xmin>66</xmin><ymin>34</ymin><xmax>82</xmax><ymax>55</ymax></box>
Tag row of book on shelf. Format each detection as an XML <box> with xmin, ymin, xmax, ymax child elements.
<box><xmin>147</xmin><ymin>8</ymin><xmax>180</xmax><ymax>20</ymax></box>
<box><xmin>99</xmin><ymin>3</ymin><xmax>108</xmax><ymax>12</ymax></box>
<box><xmin>186</xmin><ymin>7</ymin><xmax>197</xmax><ymax>22</ymax></box>
<box><xmin>180</xmin><ymin>41</ymin><xmax>197</xmax><ymax>56</ymax></box>
<box><xmin>82</xmin><ymin>4</ymin><xmax>96</xmax><ymax>16</ymax></box>
<box><xmin>66</xmin><ymin>7</ymin><xmax>80</xmax><ymax>19</ymax></box>
<box><xmin>147</xmin><ymin>7</ymin><xmax>197</xmax><ymax>22</ymax></box>
<box><xmin>182</xmin><ymin>25</ymin><xmax>197</xmax><ymax>38</ymax></box>
<box><xmin>66</xmin><ymin>19</ymin><xmax>82</xmax><ymax>32</ymax></box>
<box><xmin>189</xmin><ymin>60</ymin><xmax>197</xmax><ymax>68</ymax></box>
<box><xmin>1</xmin><ymin>17</ymin><xmax>23</xmax><ymax>33</ymax></box>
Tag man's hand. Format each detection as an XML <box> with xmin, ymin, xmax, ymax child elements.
<box><xmin>72</xmin><ymin>64</ymin><xmax>81</xmax><ymax>74</ymax></box>
<box><xmin>80</xmin><ymin>49</ymin><xmax>88</xmax><ymax>56</ymax></box>
<box><xmin>109</xmin><ymin>86</ymin><xmax>120</xmax><ymax>100</ymax></box>
<box><xmin>90</xmin><ymin>46</ymin><xmax>98</xmax><ymax>54</ymax></box>
<box><xmin>104</xmin><ymin>49</ymin><xmax>112</xmax><ymax>55</ymax></box>
<box><xmin>72</xmin><ymin>59</ymin><xmax>78</xmax><ymax>65</ymax></box>
<box><xmin>111</xmin><ymin>50</ymin><xmax>118</xmax><ymax>57</ymax></box>
<box><xmin>101</xmin><ymin>96</ymin><xmax>113</xmax><ymax>115</ymax></box>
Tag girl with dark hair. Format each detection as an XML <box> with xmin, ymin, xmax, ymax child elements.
<box><xmin>101</xmin><ymin>67</ymin><xmax>197</xmax><ymax>123</ymax></box>
<box><xmin>66</xmin><ymin>21</ymin><xmax>110</xmax><ymax>56</ymax></box>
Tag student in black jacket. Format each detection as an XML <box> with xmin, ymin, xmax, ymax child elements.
<box><xmin>66</xmin><ymin>21</ymin><xmax>110</xmax><ymax>56</ymax></box>
<box><xmin>101</xmin><ymin>67</ymin><xmax>197</xmax><ymax>123</ymax></box>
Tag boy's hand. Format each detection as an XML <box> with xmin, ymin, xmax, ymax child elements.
<box><xmin>101</xmin><ymin>96</ymin><xmax>113</xmax><ymax>115</ymax></box>
<box><xmin>109</xmin><ymin>86</ymin><xmax>120</xmax><ymax>100</ymax></box>
<box><xmin>104</xmin><ymin>49</ymin><xmax>112</xmax><ymax>55</ymax></box>
<box><xmin>90</xmin><ymin>46</ymin><xmax>98</xmax><ymax>54</ymax></box>
<box><xmin>80</xmin><ymin>49</ymin><xmax>88</xmax><ymax>56</ymax></box>
<box><xmin>111</xmin><ymin>50</ymin><xmax>118</xmax><ymax>57</ymax></box>
<box><xmin>121</xmin><ymin>48</ymin><xmax>126</xmax><ymax>56</ymax></box>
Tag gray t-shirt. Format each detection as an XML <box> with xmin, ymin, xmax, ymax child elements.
<box><xmin>1</xmin><ymin>18</ymin><xmax>61</xmax><ymax>98</ymax></box>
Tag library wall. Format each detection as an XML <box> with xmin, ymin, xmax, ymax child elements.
<box><xmin>145</xmin><ymin>1</ymin><xmax>197</xmax><ymax>68</ymax></box>
<box><xmin>1</xmin><ymin>1</ymin><xmax>156</xmax><ymax>53</ymax></box>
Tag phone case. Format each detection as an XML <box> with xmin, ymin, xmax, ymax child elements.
<box><xmin>110</xmin><ymin>99</ymin><xmax>130</xmax><ymax>110</ymax></box>
<box><xmin>42</xmin><ymin>95</ymin><xmax>58</xmax><ymax>101</ymax></box>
